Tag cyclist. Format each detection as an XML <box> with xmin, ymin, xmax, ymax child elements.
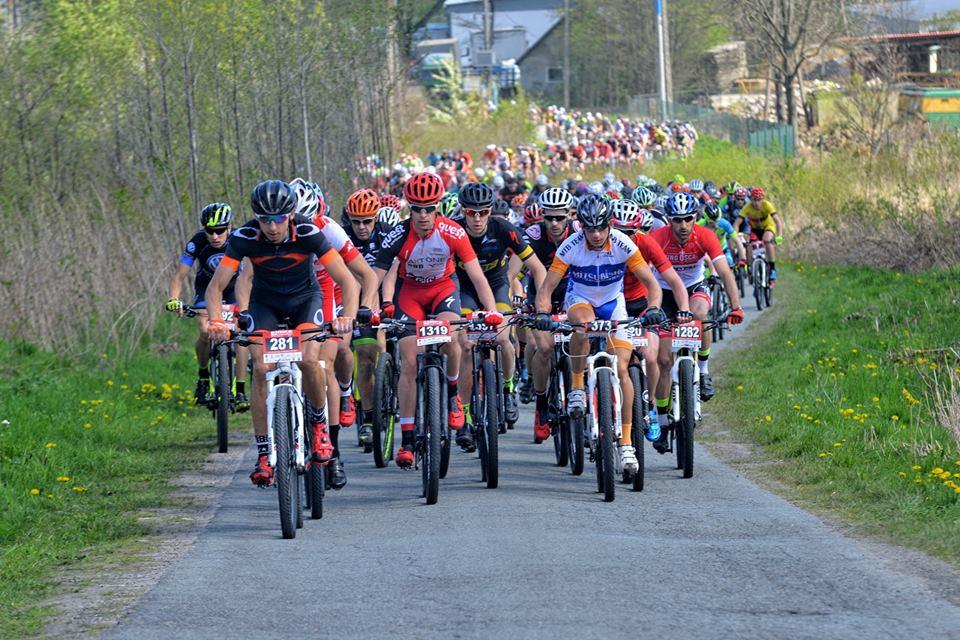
<box><xmin>699</xmin><ymin>200</ymin><xmax>746</xmax><ymax>268</ymax></box>
<box><xmin>737</xmin><ymin>187</ymin><xmax>783</xmax><ymax>281</ymax></box>
<box><xmin>533</xmin><ymin>195</ymin><xmax>665</xmax><ymax>474</ymax></box>
<box><xmin>611</xmin><ymin>199</ymin><xmax>690</xmax><ymax>443</ymax></box>
<box><xmin>523</xmin><ymin>187</ymin><xmax>578</xmax><ymax>442</ymax></box>
<box><xmin>342</xmin><ymin>195</ymin><xmax>398</xmax><ymax>447</ymax></box>
<box><xmin>205</xmin><ymin>180</ymin><xmax>359</xmax><ymax>487</ymax></box>
<box><xmin>454</xmin><ymin>182</ymin><xmax>547</xmax><ymax>449</ymax></box>
<box><xmin>372</xmin><ymin>172</ymin><xmax>501</xmax><ymax>469</ymax></box>
<box><xmin>720</xmin><ymin>185</ymin><xmax>749</xmax><ymax>227</ymax></box>
<box><xmin>649</xmin><ymin>192</ymin><xmax>743</xmax><ymax>453</ymax></box>
<box><xmin>167</xmin><ymin>202</ymin><xmax>250</xmax><ymax>409</ymax></box>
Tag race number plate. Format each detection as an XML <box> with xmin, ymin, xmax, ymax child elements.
<box><xmin>262</xmin><ymin>329</ymin><xmax>302</xmax><ymax>363</ymax></box>
<box><xmin>466</xmin><ymin>321</ymin><xmax>498</xmax><ymax>342</ymax></box>
<box><xmin>221</xmin><ymin>304</ymin><xmax>239</xmax><ymax>330</ymax></box>
<box><xmin>671</xmin><ymin>321</ymin><xmax>702</xmax><ymax>352</ymax></box>
<box><xmin>416</xmin><ymin>320</ymin><xmax>452</xmax><ymax>346</ymax></box>
<box><xmin>585</xmin><ymin>319</ymin><xmax>616</xmax><ymax>338</ymax></box>
<box><xmin>625</xmin><ymin>325</ymin><xmax>648</xmax><ymax>348</ymax></box>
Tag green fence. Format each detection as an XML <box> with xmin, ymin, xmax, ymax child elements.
<box><xmin>625</xmin><ymin>96</ymin><xmax>796</xmax><ymax>157</ymax></box>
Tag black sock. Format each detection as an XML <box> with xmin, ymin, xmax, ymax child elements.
<box><xmin>236</xmin><ymin>380</ymin><xmax>245</xmax><ymax>395</ymax></box>
<box><xmin>309</xmin><ymin>404</ymin><xmax>327</xmax><ymax>425</ymax></box>
<box><xmin>198</xmin><ymin>368</ymin><xmax>209</xmax><ymax>379</ymax></box>
<box><xmin>255</xmin><ymin>434</ymin><xmax>269</xmax><ymax>456</ymax></box>
<box><xmin>401</xmin><ymin>430</ymin><xmax>414</xmax><ymax>447</ymax></box>
<box><xmin>448</xmin><ymin>382</ymin><xmax>459</xmax><ymax>402</ymax></box>
<box><xmin>330</xmin><ymin>424</ymin><xmax>341</xmax><ymax>458</ymax></box>
<box><xmin>536</xmin><ymin>392</ymin><xmax>548</xmax><ymax>412</ymax></box>
<box><xmin>362</xmin><ymin>409</ymin><xmax>373</xmax><ymax>426</ymax></box>
<box><xmin>769</xmin><ymin>261</ymin><xmax>776</xmax><ymax>270</ymax></box>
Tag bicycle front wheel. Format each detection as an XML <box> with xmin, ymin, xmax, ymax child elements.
<box><xmin>215</xmin><ymin>346</ymin><xmax>230</xmax><ymax>454</ymax></box>
<box><xmin>679</xmin><ymin>359</ymin><xmax>696</xmax><ymax>478</ymax></box>
<box><xmin>596</xmin><ymin>369</ymin><xmax>616</xmax><ymax>502</ymax></box>
<box><xmin>372</xmin><ymin>353</ymin><xmax>396</xmax><ymax>468</ymax></box>
<box><xmin>628</xmin><ymin>365</ymin><xmax>645</xmax><ymax>492</ymax></box>
<box><xmin>273</xmin><ymin>387</ymin><xmax>299</xmax><ymax>539</ymax></box>
<box><xmin>422</xmin><ymin>367</ymin><xmax>442</xmax><ymax>505</ymax></box>
<box><xmin>482</xmin><ymin>360</ymin><xmax>499</xmax><ymax>489</ymax></box>
<box><xmin>551</xmin><ymin>365</ymin><xmax>569</xmax><ymax>467</ymax></box>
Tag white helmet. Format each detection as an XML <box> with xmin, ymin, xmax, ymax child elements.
<box><xmin>536</xmin><ymin>174</ymin><xmax>549</xmax><ymax>186</ymax></box>
<box><xmin>493</xmin><ymin>175</ymin><xmax>505</xmax><ymax>189</ymax></box>
<box><xmin>377</xmin><ymin>206</ymin><xmax>401</xmax><ymax>227</ymax></box>
<box><xmin>474</xmin><ymin>167</ymin><xmax>486</xmax><ymax>180</ymax></box>
<box><xmin>289</xmin><ymin>177</ymin><xmax>318</xmax><ymax>219</ymax></box>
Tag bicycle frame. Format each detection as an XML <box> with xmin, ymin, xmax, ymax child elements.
<box><xmin>264</xmin><ymin>361</ymin><xmax>306</xmax><ymax>471</ymax></box>
<box><xmin>669</xmin><ymin>349</ymin><xmax>701</xmax><ymax>425</ymax></box>
<box><xmin>584</xmin><ymin>350</ymin><xmax>623</xmax><ymax>442</ymax></box>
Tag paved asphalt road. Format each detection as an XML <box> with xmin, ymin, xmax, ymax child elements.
<box><xmin>106</xmin><ymin>307</ymin><xmax>960</xmax><ymax>640</ymax></box>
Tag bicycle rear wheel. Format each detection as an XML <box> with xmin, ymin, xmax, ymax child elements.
<box><xmin>214</xmin><ymin>346</ymin><xmax>230</xmax><ymax>453</ymax></box>
<box><xmin>482</xmin><ymin>360</ymin><xmax>499</xmax><ymax>489</ymax></box>
<box><xmin>679</xmin><ymin>359</ymin><xmax>696</xmax><ymax>478</ymax></box>
<box><xmin>628</xmin><ymin>365</ymin><xmax>645</xmax><ymax>492</ymax></box>
<box><xmin>372</xmin><ymin>353</ymin><xmax>396</xmax><ymax>468</ymax></box>
<box><xmin>273</xmin><ymin>387</ymin><xmax>298</xmax><ymax>539</ymax></box>
<box><xmin>551</xmin><ymin>365</ymin><xmax>569</xmax><ymax>467</ymax></box>
<box><xmin>596</xmin><ymin>369</ymin><xmax>616</xmax><ymax>502</ymax></box>
<box><xmin>421</xmin><ymin>367</ymin><xmax>442</xmax><ymax>505</ymax></box>
<box><xmin>752</xmin><ymin>261</ymin><xmax>764</xmax><ymax>311</ymax></box>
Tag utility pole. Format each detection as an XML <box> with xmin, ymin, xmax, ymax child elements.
<box><xmin>663</xmin><ymin>0</ymin><xmax>674</xmax><ymax>112</ymax></box>
<box><xmin>563</xmin><ymin>0</ymin><xmax>570</xmax><ymax>108</ymax></box>
<box><xmin>482</xmin><ymin>0</ymin><xmax>492</xmax><ymax>102</ymax></box>
<box><xmin>656</xmin><ymin>0</ymin><xmax>667</xmax><ymax>119</ymax></box>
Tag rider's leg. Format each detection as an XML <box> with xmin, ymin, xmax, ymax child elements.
<box><xmin>320</xmin><ymin>339</ymin><xmax>340</xmax><ymax>454</ymax></box>
<box><xmin>566</xmin><ymin>303</ymin><xmax>595</xmax><ymax>388</ymax></box>
<box><xmin>457</xmin><ymin>331</ymin><xmax>474</xmax><ymax>415</ymax></box>
<box><xmin>235</xmin><ymin>344</ymin><xmax>249</xmax><ymax>396</ymax></box>
<box><xmin>613</xmin><ymin>343</ymin><xmax>634</xmax><ymax>446</ymax></box>
<box><xmin>195</xmin><ymin>314</ymin><xmax>211</xmax><ymax>372</ymax></box>
<box><xmin>397</xmin><ymin>334</ymin><xmax>419</xmax><ymax>450</ymax></box>
<box><xmin>354</xmin><ymin>342</ymin><xmax>378</xmax><ymax>412</ymax></box>
<box><xmin>762</xmin><ymin>229</ymin><xmax>777</xmax><ymax>279</ymax></box>
<box><xmin>249</xmin><ymin>343</ymin><xmax>273</xmax><ymax>439</ymax></box>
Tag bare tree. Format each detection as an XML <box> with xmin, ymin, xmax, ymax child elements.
<box><xmin>834</xmin><ymin>41</ymin><xmax>900</xmax><ymax>152</ymax></box>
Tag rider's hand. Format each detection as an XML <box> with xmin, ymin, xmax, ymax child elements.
<box><xmin>334</xmin><ymin>316</ymin><xmax>354</xmax><ymax>335</ymax></box>
<box><xmin>380</xmin><ymin>303</ymin><xmax>395</xmax><ymax>319</ymax></box>
<box><xmin>484</xmin><ymin>310</ymin><xmax>504</xmax><ymax>326</ymax></box>
<box><xmin>207</xmin><ymin>319</ymin><xmax>230</xmax><ymax>341</ymax></box>
<box><xmin>641</xmin><ymin>306</ymin><xmax>668</xmax><ymax>327</ymax></box>
<box><xmin>675</xmin><ymin>309</ymin><xmax>694</xmax><ymax>324</ymax></box>
<box><xmin>511</xmin><ymin>294</ymin><xmax>527</xmax><ymax>309</ymax></box>
<box><xmin>356</xmin><ymin>306</ymin><xmax>373</xmax><ymax>325</ymax></box>
<box><xmin>774</xmin><ymin>235</ymin><xmax>784</xmax><ymax>245</ymax></box>
<box><xmin>237</xmin><ymin>311</ymin><xmax>252</xmax><ymax>332</ymax></box>
<box><xmin>533</xmin><ymin>312</ymin><xmax>554</xmax><ymax>332</ymax></box>
<box><xmin>165</xmin><ymin>298</ymin><xmax>183</xmax><ymax>314</ymax></box>
<box><xmin>737</xmin><ymin>259</ymin><xmax>747</xmax><ymax>268</ymax></box>
<box><xmin>728</xmin><ymin>307</ymin><xmax>744</xmax><ymax>325</ymax></box>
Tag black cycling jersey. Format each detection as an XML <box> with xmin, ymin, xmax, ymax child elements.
<box><xmin>222</xmin><ymin>219</ymin><xmax>336</xmax><ymax>299</ymax></box>
<box><xmin>179</xmin><ymin>230</ymin><xmax>238</xmax><ymax>301</ymax></box>
<box><xmin>344</xmin><ymin>220</ymin><xmax>394</xmax><ymax>267</ymax></box>
<box><xmin>523</xmin><ymin>220</ymin><xmax>575</xmax><ymax>304</ymax></box>
<box><xmin>454</xmin><ymin>216</ymin><xmax>532</xmax><ymax>289</ymax></box>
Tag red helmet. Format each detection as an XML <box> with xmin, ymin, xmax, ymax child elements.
<box><xmin>523</xmin><ymin>201</ymin><xmax>543</xmax><ymax>225</ymax></box>
<box><xmin>379</xmin><ymin>193</ymin><xmax>401</xmax><ymax>210</ymax></box>
<box><xmin>751</xmin><ymin>186</ymin><xmax>765</xmax><ymax>201</ymax></box>
<box><xmin>403</xmin><ymin>172</ymin><xmax>445</xmax><ymax>206</ymax></box>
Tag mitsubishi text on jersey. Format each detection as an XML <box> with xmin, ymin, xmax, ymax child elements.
<box><xmin>549</xmin><ymin>229</ymin><xmax>647</xmax><ymax>306</ymax></box>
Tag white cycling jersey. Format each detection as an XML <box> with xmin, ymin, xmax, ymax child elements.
<box><xmin>549</xmin><ymin>228</ymin><xmax>646</xmax><ymax>306</ymax></box>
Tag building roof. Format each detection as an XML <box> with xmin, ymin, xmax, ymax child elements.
<box><xmin>842</xmin><ymin>29</ymin><xmax>960</xmax><ymax>43</ymax></box>
<box><xmin>516</xmin><ymin>18</ymin><xmax>562</xmax><ymax>64</ymax></box>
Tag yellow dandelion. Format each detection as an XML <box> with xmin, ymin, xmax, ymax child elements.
<box><xmin>898</xmin><ymin>471</ymin><xmax>907</xmax><ymax>478</ymax></box>
<box><xmin>814</xmin><ymin>419</ymin><xmax>821</xmax><ymax>425</ymax></box>
<box><xmin>818</xmin><ymin>452</ymin><xmax>827</xmax><ymax>458</ymax></box>
<box><xmin>83</xmin><ymin>423</ymin><xmax>92</xmax><ymax>429</ymax></box>
<box><xmin>30</xmin><ymin>488</ymin><xmax>40</xmax><ymax>495</ymax></box>
<box><xmin>891</xmin><ymin>415</ymin><xmax>900</xmax><ymax>421</ymax></box>
<box><xmin>834</xmin><ymin>442</ymin><xmax>842</xmax><ymax>448</ymax></box>
<box><xmin>72</xmin><ymin>486</ymin><xmax>87</xmax><ymax>493</ymax></box>
<box><xmin>933</xmin><ymin>467</ymin><xmax>944</xmax><ymax>475</ymax></box>
<box><xmin>871</xmin><ymin>397</ymin><xmax>879</xmax><ymax>403</ymax></box>
<box><xmin>736</xmin><ymin>385</ymin><xmax>744</xmax><ymax>391</ymax></box>
<box><xmin>107</xmin><ymin>380</ymin><xmax>114</xmax><ymax>386</ymax></box>
<box><xmin>912</xmin><ymin>465</ymin><xmax>922</xmax><ymax>470</ymax></box>
<box><xmin>764</xmin><ymin>415</ymin><xmax>772</xmax><ymax>422</ymax></box>
<box><xmin>45</xmin><ymin>442</ymin><xmax>56</xmax><ymax>448</ymax></box>
<box><xmin>56</xmin><ymin>476</ymin><xmax>70</xmax><ymax>482</ymax></box>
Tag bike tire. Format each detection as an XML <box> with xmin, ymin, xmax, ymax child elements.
<box><xmin>752</xmin><ymin>261</ymin><xmax>764</xmax><ymax>311</ymax></box>
<box><xmin>736</xmin><ymin>266</ymin><xmax>745</xmax><ymax>298</ymax></box>
<box><xmin>482</xmin><ymin>360</ymin><xmax>499</xmax><ymax>489</ymax></box>
<box><xmin>273</xmin><ymin>387</ymin><xmax>298</xmax><ymax>539</ymax></box>
<box><xmin>423</xmin><ymin>367</ymin><xmax>442</xmax><ymax>505</ymax></box>
<box><xmin>715</xmin><ymin>288</ymin><xmax>727</xmax><ymax>341</ymax></box>
<box><xmin>303</xmin><ymin>420</ymin><xmax>324</xmax><ymax>520</ymax></box>
<box><xmin>679</xmin><ymin>359</ymin><xmax>696</xmax><ymax>479</ymax></box>
<box><xmin>215</xmin><ymin>347</ymin><xmax>230</xmax><ymax>453</ymax></box>
<box><xmin>439</xmin><ymin>421</ymin><xmax>451</xmax><ymax>480</ymax></box>
<box><xmin>372</xmin><ymin>353</ymin><xmax>396</xmax><ymax>469</ymax></box>
<box><xmin>597</xmin><ymin>369</ymin><xmax>616</xmax><ymax>502</ymax></box>
<box><xmin>765</xmin><ymin>270</ymin><xmax>774</xmax><ymax>307</ymax></box>
<box><xmin>629</xmin><ymin>365</ymin><xmax>645</xmax><ymax>492</ymax></box>
<box><xmin>551</xmin><ymin>365</ymin><xmax>569</xmax><ymax>467</ymax></box>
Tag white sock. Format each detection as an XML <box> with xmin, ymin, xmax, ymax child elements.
<box><xmin>698</xmin><ymin>359</ymin><xmax>709</xmax><ymax>374</ymax></box>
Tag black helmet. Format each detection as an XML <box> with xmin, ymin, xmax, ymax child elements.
<box><xmin>703</xmin><ymin>200</ymin><xmax>722</xmax><ymax>222</ymax></box>
<box><xmin>576</xmin><ymin>194</ymin><xmax>611</xmax><ymax>228</ymax></box>
<box><xmin>251</xmin><ymin>180</ymin><xmax>297</xmax><ymax>217</ymax></box>
<box><xmin>199</xmin><ymin>202</ymin><xmax>233</xmax><ymax>228</ymax></box>
<box><xmin>491</xmin><ymin>198</ymin><xmax>511</xmax><ymax>218</ymax></box>
<box><xmin>458</xmin><ymin>182</ymin><xmax>496</xmax><ymax>209</ymax></box>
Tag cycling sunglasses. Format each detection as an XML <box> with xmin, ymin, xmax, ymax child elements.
<box><xmin>463</xmin><ymin>207</ymin><xmax>491</xmax><ymax>218</ymax></box>
<box><xmin>581</xmin><ymin>225</ymin><xmax>608</xmax><ymax>233</ymax></box>
<box><xmin>669</xmin><ymin>215</ymin><xmax>697</xmax><ymax>224</ymax></box>
<box><xmin>410</xmin><ymin>204</ymin><xmax>437</xmax><ymax>214</ymax></box>
<box><xmin>543</xmin><ymin>215</ymin><xmax>567</xmax><ymax>223</ymax></box>
<box><xmin>350</xmin><ymin>217</ymin><xmax>376</xmax><ymax>226</ymax></box>
<box><xmin>205</xmin><ymin>226</ymin><xmax>230</xmax><ymax>235</ymax></box>
<box><xmin>255</xmin><ymin>214</ymin><xmax>289</xmax><ymax>224</ymax></box>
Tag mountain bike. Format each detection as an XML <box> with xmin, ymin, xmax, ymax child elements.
<box><xmin>552</xmin><ymin>317</ymin><xmax>645</xmax><ymax>502</ymax></box>
<box><xmin>371</xmin><ymin>334</ymin><xmax>399</xmax><ymax>468</ymax></box>
<box><xmin>706</xmin><ymin>275</ymin><xmax>730</xmax><ymax>342</ymax></box>
<box><xmin>231</xmin><ymin>324</ymin><xmax>334</xmax><ymax>538</ymax></box>
<box><xmin>184</xmin><ymin>304</ymin><xmax>241</xmax><ymax>454</ymax></box>
<box><xmin>659</xmin><ymin>313</ymin><xmax>728</xmax><ymax>479</ymax></box>
<box><xmin>750</xmin><ymin>239</ymin><xmax>772</xmax><ymax>311</ymax></box>
<box><xmin>625</xmin><ymin>324</ymin><xmax>651</xmax><ymax>492</ymax></box>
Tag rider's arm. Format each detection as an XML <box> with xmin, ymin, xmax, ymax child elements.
<box><xmin>713</xmin><ymin>256</ymin><xmax>742</xmax><ymax>310</ymax></box>
<box><xmin>535</xmin><ymin>270</ymin><xmax>563</xmax><ymax>313</ymax></box>
<box><xmin>322</xmin><ymin>250</ymin><xmax>359</xmax><ymax>320</ymax></box>
<box><xmin>630</xmin><ymin>261</ymin><xmax>662</xmax><ymax>309</ymax></box>
<box><xmin>204</xmin><ymin>261</ymin><xmax>236</xmax><ymax>324</ymax></box>
<box><xmin>521</xmin><ymin>253</ymin><xmax>547</xmax><ymax>291</ymax></box>
<box><xmin>347</xmin><ymin>255</ymin><xmax>379</xmax><ymax>310</ymax></box>
<box><xmin>461</xmin><ymin>258</ymin><xmax>498</xmax><ymax>312</ymax></box>
<box><xmin>771</xmin><ymin>212</ymin><xmax>784</xmax><ymax>237</ymax></box>
<box><xmin>235</xmin><ymin>258</ymin><xmax>252</xmax><ymax>309</ymax></box>
<box><xmin>660</xmin><ymin>267</ymin><xmax>689</xmax><ymax>312</ymax></box>
<box><xmin>168</xmin><ymin>262</ymin><xmax>191</xmax><ymax>300</ymax></box>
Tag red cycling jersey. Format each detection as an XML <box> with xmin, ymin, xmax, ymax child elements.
<box><xmin>648</xmin><ymin>224</ymin><xmax>723</xmax><ymax>289</ymax></box>
<box><xmin>374</xmin><ymin>217</ymin><xmax>477</xmax><ymax>284</ymax></box>
<box><xmin>622</xmin><ymin>232</ymin><xmax>672</xmax><ymax>301</ymax></box>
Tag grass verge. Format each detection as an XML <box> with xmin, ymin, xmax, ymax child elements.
<box><xmin>710</xmin><ymin>262</ymin><xmax>960</xmax><ymax>564</ymax></box>
<box><xmin>0</xmin><ymin>318</ymin><xmax>226</xmax><ymax>637</ymax></box>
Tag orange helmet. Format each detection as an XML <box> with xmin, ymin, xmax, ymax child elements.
<box><xmin>346</xmin><ymin>188</ymin><xmax>380</xmax><ymax>218</ymax></box>
<box><xmin>670</xmin><ymin>182</ymin><xmax>684</xmax><ymax>193</ymax></box>
<box><xmin>403</xmin><ymin>172</ymin><xmax>445</xmax><ymax>206</ymax></box>
<box><xmin>511</xmin><ymin>194</ymin><xmax>527</xmax><ymax>208</ymax></box>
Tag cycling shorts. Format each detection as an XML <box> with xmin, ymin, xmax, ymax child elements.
<box><xmin>659</xmin><ymin>281</ymin><xmax>710</xmax><ymax>338</ymax></box>
<box><xmin>625</xmin><ymin>296</ymin><xmax>648</xmax><ymax>318</ymax></box>
<box><xmin>564</xmin><ymin>291</ymin><xmax>632</xmax><ymax>351</ymax></box>
<box><xmin>460</xmin><ymin>280</ymin><xmax>512</xmax><ymax>315</ymax></box>
<box><xmin>192</xmin><ymin>285</ymin><xmax>237</xmax><ymax>309</ymax></box>
<box><xmin>527</xmin><ymin>279</ymin><xmax>567</xmax><ymax>314</ymax></box>
<box><xmin>245</xmin><ymin>290</ymin><xmax>325</xmax><ymax>333</ymax></box>
<box><xmin>394</xmin><ymin>276</ymin><xmax>462</xmax><ymax>338</ymax></box>
<box><xmin>351</xmin><ymin>325</ymin><xmax>379</xmax><ymax>346</ymax></box>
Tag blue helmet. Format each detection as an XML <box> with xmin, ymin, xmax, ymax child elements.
<box><xmin>665</xmin><ymin>192</ymin><xmax>698</xmax><ymax>218</ymax></box>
